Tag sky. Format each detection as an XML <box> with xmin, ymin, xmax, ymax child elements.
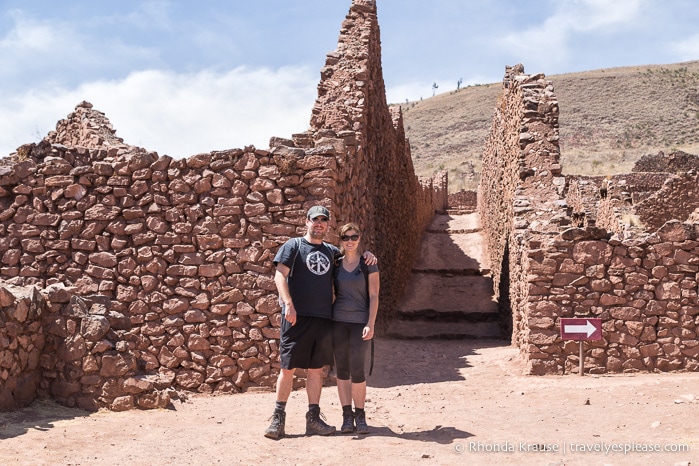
<box><xmin>1</xmin><ymin>0</ymin><xmax>698</xmax><ymax>158</ymax></box>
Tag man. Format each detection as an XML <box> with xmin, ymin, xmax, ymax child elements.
<box><xmin>264</xmin><ymin>205</ymin><xmax>375</xmax><ymax>439</ymax></box>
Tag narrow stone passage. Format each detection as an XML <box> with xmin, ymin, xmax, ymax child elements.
<box><xmin>386</xmin><ymin>209</ymin><xmax>503</xmax><ymax>340</ymax></box>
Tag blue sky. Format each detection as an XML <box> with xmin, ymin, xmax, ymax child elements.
<box><xmin>1</xmin><ymin>0</ymin><xmax>698</xmax><ymax>158</ymax></box>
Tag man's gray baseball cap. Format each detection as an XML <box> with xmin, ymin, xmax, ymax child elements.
<box><xmin>307</xmin><ymin>205</ymin><xmax>330</xmax><ymax>219</ymax></box>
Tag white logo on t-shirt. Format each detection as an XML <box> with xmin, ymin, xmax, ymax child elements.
<box><xmin>306</xmin><ymin>250</ymin><xmax>331</xmax><ymax>275</ymax></box>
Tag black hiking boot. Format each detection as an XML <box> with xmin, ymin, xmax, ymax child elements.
<box><xmin>355</xmin><ymin>408</ymin><xmax>370</xmax><ymax>434</ymax></box>
<box><xmin>264</xmin><ymin>410</ymin><xmax>285</xmax><ymax>439</ymax></box>
<box><xmin>340</xmin><ymin>407</ymin><xmax>355</xmax><ymax>434</ymax></box>
<box><xmin>305</xmin><ymin>406</ymin><xmax>336</xmax><ymax>436</ymax></box>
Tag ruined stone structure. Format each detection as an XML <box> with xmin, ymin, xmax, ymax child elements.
<box><xmin>633</xmin><ymin>150</ymin><xmax>699</xmax><ymax>174</ymax></box>
<box><xmin>447</xmin><ymin>189</ymin><xmax>478</xmax><ymax>212</ymax></box>
<box><xmin>0</xmin><ymin>0</ymin><xmax>445</xmax><ymax>411</ymax></box>
<box><xmin>6</xmin><ymin>0</ymin><xmax>697</xmax><ymax>415</ymax></box>
<box><xmin>480</xmin><ymin>65</ymin><xmax>699</xmax><ymax>375</ymax></box>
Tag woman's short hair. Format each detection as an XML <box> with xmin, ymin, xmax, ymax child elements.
<box><xmin>338</xmin><ymin>222</ymin><xmax>361</xmax><ymax>237</ymax></box>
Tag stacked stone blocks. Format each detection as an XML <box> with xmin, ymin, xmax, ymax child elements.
<box><xmin>480</xmin><ymin>65</ymin><xmax>699</xmax><ymax>375</ymax></box>
<box><xmin>0</xmin><ymin>0</ymin><xmax>444</xmax><ymax>411</ymax></box>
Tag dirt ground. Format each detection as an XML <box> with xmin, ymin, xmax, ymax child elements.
<box><xmin>1</xmin><ymin>338</ymin><xmax>697</xmax><ymax>466</ymax></box>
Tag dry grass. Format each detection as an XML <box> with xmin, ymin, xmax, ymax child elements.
<box><xmin>397</xmin><ymin>60</ymin><xmax>699</xmax><ymax>192</ymax></box>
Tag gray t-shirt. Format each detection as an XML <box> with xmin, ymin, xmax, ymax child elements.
<box><xmin>332</xmin><ymin>258</ymin><xmax>379</xmax><ymax>324</ymax></box>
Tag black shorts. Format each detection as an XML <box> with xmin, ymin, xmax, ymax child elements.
<box><xmin>279</xmin><ymin>315</ymin><xmax>333</xmax><ymax>370</ymax></box>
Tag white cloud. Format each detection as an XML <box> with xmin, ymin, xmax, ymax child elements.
<box><xmin>386</xmin><ymin>82</ymin><xmax>431</xmax><ymax>104</ymax></box>
<box><xmin>0</xmin><ymin>66</ymin><xmax>319</xmax><ymax>158</ymax></box>
<box><xmin>566</xmin><ymin>0</ymin><xmax>643</xmax><ymax>31</ymax></box>
<box><xmin>499</xmin><ymin>0</ymin><xmax>643</xmax><ymax>71</ymax></box>
<box><xmin>0</xmin><ymin>11</ymin><xmax>80</xmax><ymax>63</ymax></box>
<box><xmin>0</xmin><ymin>90</ymin><xmax>77</xmax><ymax>153</ymax></box>
<box><xmin>672</xmin><ymin>33</ymin><xmax>699</xmax><ymax>62</ymax></box>
<box><xmin>0</xmin><ymin>9</ymin><xmax>160</xmax><ymax>91</ymax></box>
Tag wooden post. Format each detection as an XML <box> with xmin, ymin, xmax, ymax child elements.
<box><xmin>579</xmin><ymin>340</ymin><xmax>584</xmax><ymax>376</ymax></box>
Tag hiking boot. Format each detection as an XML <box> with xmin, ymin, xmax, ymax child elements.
<box><xmin>340</xmin><ymin>410</ymin><xmax>355</xmax><ymax>434</ymax></box>
<box><xmin>264</xmin><ymin>411</ymin><xmax>285</xmax><ymax>439</ymax></box>
<box><xmin>305</xmin><ymin>406</ymin><xmax>336</xmax><ymax>436</ymax></box>
<box><xmin>355</xmin><ymin>409</ymin><xmax>370</xmax><ymax>434</ymax></box>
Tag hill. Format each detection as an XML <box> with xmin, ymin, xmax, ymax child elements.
<box><xmin>397</xmin><ymin>60</ymin><xmax>699</xmax><ymax>192</ymax></box>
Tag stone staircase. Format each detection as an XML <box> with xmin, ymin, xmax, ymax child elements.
<box><xmin>386</xmin><ymin>210</ymin><xmax>503</xmax><ymax>340</ymax></box>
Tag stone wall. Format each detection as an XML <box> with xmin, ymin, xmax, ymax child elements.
<box><xmin>0</xmin><ymin>0</ymin><xmax>443</xmax><ymax>411</ymax></box>
<box><xmin>633</xmin><ymin>150</ymin><xmax>699</xmax><ymax>173</ymax></box>
<box><xmin>525</xmin><ymin>222</ymin><xmax>699</xmax><ymax>374</ymax></box>
<box><xmin>634</xmin><ymin>172</ymin><xmax>699</xmax><ymax>230</ymax></box>
<box><xmin>310</xmin><ymin>0</ymin><xmax>436</xmax><ymax>326</ymax></box>
<box><xmin>479</xmin><ymin>64</ymin><xmax>565</xmax><ymax>352</ymax></box>
<box><xmin>448</xmin><ymin>189</ymin><xmax>478</xmax><ymax>211</ymax></box>
<box><xmin>423</xmin><ymin>171</ymin><xmax>449</xmax><ymax>214</ymax></box>
<box><xmin>481</xmin><ymin>65</ymin><xmax>699</xmax><ymax>375</ymax></box>
<box><xmin>565</xmin><ymin>173</ymin><xmax>672</xmax><ymax>230</ymax></box>
<box><xmin>0</xmin><ymin>284</ymin><xmax>45</xmax><ymax>411</ymax></box>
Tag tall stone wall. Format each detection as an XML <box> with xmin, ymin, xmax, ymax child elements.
<box><xmin>481</xmin><ymin>65</ymin><xmax>699</xmax><ymax>375</ymax></box>
<box><xmin>310</xmin><ymin>0</ymin><xmax>435</xmax><ymax>326</ymax></box>
<box><xmin>0</xmin><ymin>0</ymin><xmax>443</xmax><ymax>411</ymax></box>
<box><xmin>480</xmin><ymin>65</ymin><xmax>565</xmax><ymax>349</ymax></box>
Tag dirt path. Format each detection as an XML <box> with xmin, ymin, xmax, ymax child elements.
<box><xmin>1</xmin><ymin>338</ymin><xmax>697</xmax><ymax>465</ymax></box>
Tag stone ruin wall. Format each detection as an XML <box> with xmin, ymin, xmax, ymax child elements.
<box><xmin>566</xmin><ymin>173</ymin><xmax>670</xmax><ymax>226</ymax></box>
<box><xmin>0</xmin><ymin>285</ymin><xmax>45</xmax><ymax>411</ymax></box>
<box><xmin>425</xmin><ymin>171</ymin><xmax>449</xmax><ymax>214</ymax></box>
<box><xmin>310</xmin><ymin>0</ymin><xmax>437</xmax><ymax>327</ymax></box>
<box><xmin>448</xmin><ymin>189</ymin><xmax>478</xmax><ymax>211</ymax></box>
<box><xmin>481</xmin><ymin>65</ymin><xmax>699</xmax><ymax>375</ymax></box>
<box><xmin>633</xmin><ymin>172</ymin><xmax>699</xmax><ymax>230</ymax></box>
<box><xmin>0</xmin><ymin>0</ymin><xmax>444</xmax><ymax>412</ymax></box>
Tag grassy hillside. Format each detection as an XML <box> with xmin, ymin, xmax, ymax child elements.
<box><xmin>397</xmin><ymin>60</ymin><xmax>699</xmax><ymax>192</ymax></box>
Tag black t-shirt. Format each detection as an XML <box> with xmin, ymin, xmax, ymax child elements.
<box><xmin>274</xmin><ymin>237</ymin><xmax>340</xmax><ymax>319</ymax></box>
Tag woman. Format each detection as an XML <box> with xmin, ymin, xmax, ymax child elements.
<box><xmin>332</xmin><ymin>223</ymin><xmax>380</xmax><ymax>434</ymax></box>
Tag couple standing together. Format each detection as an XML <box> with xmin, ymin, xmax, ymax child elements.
<box><xmin>264</xmin><ymin>205</ymin><xmax>380</xmax><ymax>439</ymax></box>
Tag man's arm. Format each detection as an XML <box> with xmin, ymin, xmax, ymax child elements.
<box><xmin>362</xmin><ymin>250</ymin><xmax>377</xmax><ymax>266</ymax></box>
<box><xmin>274</xmin><ymin>263</ymin><xmax>297</xmax><ymax>326</ymax></box>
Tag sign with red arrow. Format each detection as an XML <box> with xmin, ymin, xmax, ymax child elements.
<box><xmin>560</xmin><ymin>318</ymin><xmax>602</xmax><ymax>340</ymax></box>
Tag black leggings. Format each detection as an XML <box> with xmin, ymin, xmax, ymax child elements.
<box><xmin>333</xmin><ymin>321</ymin><xmax>370</xmax><ymax>383</ymax></box>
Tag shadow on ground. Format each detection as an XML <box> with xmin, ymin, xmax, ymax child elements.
<box><xmin>280</xmin><ymin>424</ymin><xmax>472</xmax><ymax>444</ymax></box>
<box><xmin>367</xmin><ymin>337</ymin><xmax>509</xmax><ymax>388</ymax></box>
<box><xmin>0</xmin><ymin>399</ymin><xmax>90</xmax><ymax>440</ymax></box>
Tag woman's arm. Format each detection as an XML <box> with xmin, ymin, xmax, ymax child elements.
<box><xmin>363</xmin><ymin>271</ymin><xmax>380</xmax><ymax>340</ymax></box>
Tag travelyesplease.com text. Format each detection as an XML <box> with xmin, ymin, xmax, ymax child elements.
<box><xmin>456</xmin><ymin>441</ymin><xmax>690</xmax><ymax>455</ymax></box>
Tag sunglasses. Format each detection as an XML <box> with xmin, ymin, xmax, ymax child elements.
<box><xmin>340</xmin><ymin>234</ymin><xmax>360</xmax><ymax>241</ymax></box>
<box><xmin>310</xmin><ymin>217</ymin><xmax>328</xmax><ymax>223</ymax></box>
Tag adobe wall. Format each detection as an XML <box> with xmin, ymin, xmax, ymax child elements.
<box><xmin>0</xmin><ymin>0</ymin><xmax>443</xmax><ymax>411</ymax></box>
<box><xmin>481</xmin><ymin>65</ymin><xmax>699</xmax><ymax>375</ymax></box>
